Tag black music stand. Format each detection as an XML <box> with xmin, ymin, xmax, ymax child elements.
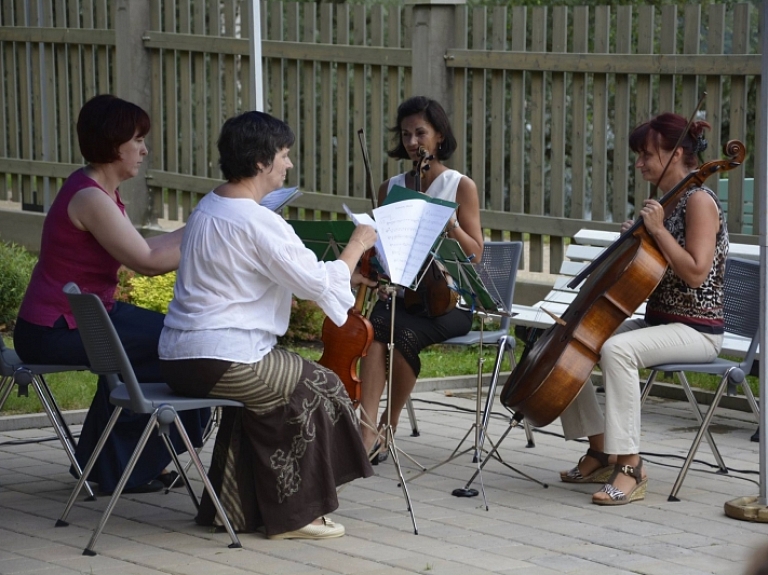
<box><xmin>291</xmin><ymin>218</ymin><xmax>424</xmax><ymax>533</ymax></box>
<box><xmin>405</xmin><ymin>240</ymin><xmax>546</xmax><ymax>509</ymax></box>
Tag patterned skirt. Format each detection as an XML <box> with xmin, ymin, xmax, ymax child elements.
<box><xmin>194</xmin><ymin>347</ymin><xmax>373</xmax><ymax>536</ymax></box>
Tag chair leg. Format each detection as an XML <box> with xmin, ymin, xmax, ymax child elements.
<box><xmin>57</xmin><ymin>406</ymin><xmax>123</xmax><ymax>527</ymax></box>
<box><xmin>165</xmin><ymin>406</ymin><xmax>222</xmax><ymax>492</ymax></box>
<box><xmin>32</xmin><ymin>375</ymin><xmax>96</xmax><ymax>499</ymax></box>
<box><xmin>83</xmin><ymin>412</ymin><xmax>160</xmax><ymax>556</ymax></box>
<box><xmin>0</xmin><ymin>375</ymin><xmax>15</xmax><ymax>409</ymax></box>
<box><xmin>172</xmin><ymin>414</ymin><xmax>242</xmax><ymax>549</ymax></box>
<box><xmin>668</xmin><ymin>372</ymin><xmax>733</xmax><ymax>501</ymax></box>
<box><xmin>406</xmin><ymin>397</ymin><xmax>420</xmax><ymax>437</ymax></box>
<box><xmin>640</xmin><ymin>370</ymin><xmax>659</xmax><ymax>406</ymax></box>
<box><xmin>677</xmin><ymin>372</ymin><xmax>727</xmax><ymax>473</ymax></box>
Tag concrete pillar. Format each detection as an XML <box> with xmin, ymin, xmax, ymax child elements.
<box><xmin>406</xmin><ymin>0</ymin><xmax>465</xmax><ymax>119</ymax></box>
<box><xmin>114</xmin><ymin>0</ymin><xmax>153</xmax><ymax>226</ymax></box>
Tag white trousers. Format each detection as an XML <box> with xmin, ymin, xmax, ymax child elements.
<box><xmin>559</xmin><ymin>319</ymin><xmax>722</xmax><ymax>455</ymax></box>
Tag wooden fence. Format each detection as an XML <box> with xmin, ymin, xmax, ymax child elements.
<box><xmin>0</xmin><ymin>0</ymin><xmax>762</xmax><ymax>276</ymax></box>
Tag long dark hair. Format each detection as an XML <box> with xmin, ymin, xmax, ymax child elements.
<box><xmin>387</xmin><ymin>96</ymin><xmax>457</xmax><ymax>161</ymax></box>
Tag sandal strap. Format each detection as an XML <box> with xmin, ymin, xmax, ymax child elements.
<box><xmin>585</xmin><ymin>448</ymin><xmax>611</xmax><ymax>468</ymax></box>
<box><xmin>599</xmin><ymin>483</ymin><xmax>627</xmax><ymax>501</ymax></box>
<box><xmin>618</xmin><ymin>458</ymin><xmax>643</xmax><ymax>483</ymax></box>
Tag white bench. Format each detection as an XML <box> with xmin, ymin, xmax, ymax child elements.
<box><xmin>509</xmin><ymin>228</ymin><xmax>758</xmax><ymax>360</ymax></box>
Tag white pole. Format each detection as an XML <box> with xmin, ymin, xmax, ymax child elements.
<box><xmin>247</xmin><ymin>0</ymin><xmax>264</xmax><ymax>112</ymax></box>
<box><xmin>757</xmin><ymin>0</ymin><xmax>768</xmax><ymax>504</ymax></box>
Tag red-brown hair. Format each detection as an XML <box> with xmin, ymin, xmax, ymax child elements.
<box><xmin>629</xmin><ymin>112</ymin><xmax>711</xmax><ymax>169</ymax></box>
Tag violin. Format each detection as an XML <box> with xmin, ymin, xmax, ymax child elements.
<box><xmin>402</xmin><ymin>147</ymin><xmax>460</xmax><ymax>318</ymax></box>
<box><xmin>499</xmin><ymin>139</ymin><xmax>746</xmax><ymax>428</ymax></box>
<box><xmin>317</xmin><ymin>128</ymin><xmax>377</xmax><ymax>405</ymax></box>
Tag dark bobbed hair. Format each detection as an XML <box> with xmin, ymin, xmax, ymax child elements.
<box><xmin>387</xmin><ymin>96</ymin><xmax>457</xmax><ymax>161</ymax></box>
<box><xmin>77</xmin><ymin>94</ymin><xmax>150</xmax><ymax>164</ymax></box>
<box><xmin>628</xmin><ymin>112</ymin><xmax>711</xmax><ymax>170</ymax></box>
<box><xmin>218</xmin><ymin>111</ymin><xmax>295</xmax><ymax>182</ymax></box>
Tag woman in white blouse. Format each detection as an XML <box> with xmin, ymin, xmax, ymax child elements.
<box><xmin>159</xmin><ymin>111</ymin><xmax>376</xmax><ymax>540</ymax></box>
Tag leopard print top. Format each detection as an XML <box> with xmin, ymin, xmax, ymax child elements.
<box><xmin>645</xmin><ymin>185</ymin><xmax>728</xmax><ymax>334</ymax></box>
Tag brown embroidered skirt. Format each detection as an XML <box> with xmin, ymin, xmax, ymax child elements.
<box><xmin>194</xmin><ymin>347</ymin><xmax>374</xmax><ymax>536</ymax></box>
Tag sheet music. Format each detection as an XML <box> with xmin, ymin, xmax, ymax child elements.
<box><xmin>344</xmin><ymin>199</ymin><xmax>454</xmax><ymax>287</ymax></box>
<box><xmin>261</xmin><ymin>186</ymin><xmax>301</xmax><ymax>212</ymax></box>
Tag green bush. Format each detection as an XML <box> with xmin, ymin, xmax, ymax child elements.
<box><xmin>280</xmin><ymin>299</ymin><xmax>326</xmax><ymax>343</ymax></box>
<box><xmin>0</xmin><ymin>242</ymin><xmax>36</xmax><ymax>328</ymax></box>
<box><xmin>128</xmin><ymin>272</ymin><xmax>177</xmax><ymax>313</ymax></box>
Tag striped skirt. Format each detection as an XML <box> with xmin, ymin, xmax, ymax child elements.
<box><xmin>195</xmin><ymin>347</ymin><xmax>373</xmax><ymax>536</ymax></box>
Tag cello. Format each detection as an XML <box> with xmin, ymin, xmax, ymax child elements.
<box><xmin>317</xmin><ymin>129</ymin><xmax>378</xmax><ymax>405</ymax></box>
<box><xmin>500</xmin><ymin>138</ymin><xmax>746</xmax><ymax>428</ymax></box>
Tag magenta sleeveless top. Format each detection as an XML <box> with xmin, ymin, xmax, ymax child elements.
<box><xmin>17</xmin><ymin>168</ymin><xmax>126</xmax><ymax>328</ymax></box>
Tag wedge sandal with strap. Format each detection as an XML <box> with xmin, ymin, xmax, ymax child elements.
<box><xmin>560</xmin><ymin>448</ymin><xmax>614</xmax><ymax>484</ymax></box>
<box><xmin>592</xmin><ymin>458</ymin><xmax>648</xmax><ymax>506</ymax></box>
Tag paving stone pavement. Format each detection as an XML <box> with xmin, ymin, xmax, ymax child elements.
<box><xmin>1</xmin><ymin>386</ymin><xmax>767</xmax><ymax>575</ymax></box>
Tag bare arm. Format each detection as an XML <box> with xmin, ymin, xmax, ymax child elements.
<box><xmin>448</xmin><ymin>176</ymin><xmax>484</xmax><ymax>263</ymax></box>
<box><xmin>641</xmin><ymin>191</ymin><xmax>720</xmax><ymax>288</ymax></box>
<box><xmin>68</xmin><ymin>187</ymin><xmax>183</xmax><ymax>276</ymax></box>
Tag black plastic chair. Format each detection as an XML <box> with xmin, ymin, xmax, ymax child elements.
<box><xmin>56</xmin><ymin>282</ymin><xmax>243</xmax><ymax>555</ymax></box>
<box><xmin>641</xmin><ymin>257</ymin><xmax>760</xmax><ymax>501</ymax></box>
<box><xmin>0</xmin><ymin>338</ymin><xmax>95</xmax><ymax>498</ymax></box>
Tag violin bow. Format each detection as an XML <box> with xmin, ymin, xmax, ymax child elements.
<box><xmin>649</xmin><ymin>91</ymin><xmax>707</xmax><ymax>199</ymax></box>
<box><xmin>357</xmin><ymin>128</ymin><xmax>378</xmax><ymax>211</ymax></box>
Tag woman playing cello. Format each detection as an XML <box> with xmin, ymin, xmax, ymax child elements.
<box><xmin>559</xmin><ymin>113</ymin><xmax>727</xmax><ymax>505</ymax></box>
<box><xmin>358</xmin><ymin>96</ymin><xmax>484</xmax><ymax>458</ymax></box>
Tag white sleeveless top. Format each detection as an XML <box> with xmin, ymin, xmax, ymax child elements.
<box><xmin>386</xmin><ymin>169</ymin><xmax>463</xmax><ymax>203</ymax></box>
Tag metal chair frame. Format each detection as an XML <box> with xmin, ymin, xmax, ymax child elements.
<box><xmin>640</xmin><ymin>256</ymin><xmax>760</xmax><ymax>501</ymax></box>
<box><xmin>0</xmin><ymin>339</ymin><xmax>95</xmax><ymax>498</ymax></box>
<box><xmin>56</xmin><ymin>283</ymin><xmax>243</xmax><ymax>555</ymax></box>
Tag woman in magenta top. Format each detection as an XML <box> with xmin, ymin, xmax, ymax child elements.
<box><xmin>13</xmin><ymin>94</ymin><xmax>208</xmax><ymax>494</ymax></box>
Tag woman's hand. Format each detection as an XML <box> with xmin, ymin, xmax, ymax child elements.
<box><xmin>639</xmin><ymin>199</ymin><xmax>665</xmax><ymax>237</ymax></box>
<box><xmin>339</xmin><ymin>224</ymin><xmax>377</xmax><ymax>276</ymax></box>
<box><xmin>619</xmin><ymin>219</ymin><xmax>634</xmax><ymax>234</ymax></box>
<box><xmin>351</xmin><ymin>269</ymin><xmax>378</xmax><ymax>289</ymax></box>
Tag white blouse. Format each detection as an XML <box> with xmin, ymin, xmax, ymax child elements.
<box><xmin>159</xmin><ymin>191</ymin><xmax>353</xmax><ymax>364</ymax></box>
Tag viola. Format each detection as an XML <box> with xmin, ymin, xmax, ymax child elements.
<box><xmin>317</xmin><ymin>128</ymin><xmax>378</xmax><ymax>405</ymax></box>
<box><xmin>318</xmin><ymin>250</ymin><xmax>374</xmax><ymax>406</ymax></box>
<box><xmin>500</xmin><ymin>139</ymin><xmax>746</xmax><ymax>428</ymax></box>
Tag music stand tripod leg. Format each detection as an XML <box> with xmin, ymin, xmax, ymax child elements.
<box><xmin>381</xmin><ymin>288</ymin><xmax>418</xmax><ymax>534</ymax></box>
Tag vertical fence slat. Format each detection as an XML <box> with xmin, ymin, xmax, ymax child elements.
<box><xmin>506</xmin><ymin>4</ymin><xmax>525</xmax><ymax>249</ymax></box>
<box><xmin>451</xmin><ymin>4</ymin><xmax>468</xmax><ymax>179</ymax></box>
<box><xmin>527</xmin><ymin>6</ymin><xmax>546</xmax><ymax>272</ymax></box>
<box><xmin>300</xmin><ymin>3</ymin><xmax>315</xmax><ymax>194</ymax></box>
<box><xmin>569</xmin><ymin>6</ymin><xmax>588</xmax><ymax>221</ymax></box>
<box><xmin>284</xmin><ymin>3</ymin><xmax>300</xmax><ymax>190</ymax></box>
<box><xmin>727</xmin><ymin>3</ymin><xmax>752</xmax><ymax>235</ymax></box>
<box><xmin>548</xmin><ymin>6</ymin><xmax>567</xmax><ymax>270</ymax></box>
<box><xmin>319</xmin><ymin>2</ymin><xmax>333</xmax><ymax>198</ymax></box>
<box><xmin>148</xmin><ymin>0</ymin><xmax>163</xmax><ymax>223</ymax></box>
<box><xmin>469</xmin><ymin>7</ymin><xmax>486</xmax><ymax>206</ymax></box>
<box><xmin>352</xmin><ymin>4</ymin><xmax>366</xmax><ymax>199</ymax></box>
<box><xmin>369</xmin><ymin>4</ymin><xmax>384</xmax><ymax>199</ymax></box>
<box><xmin>612</xmin><ymin>5</ymin><xmax>631</xmax><ymax>224</ymax></box>
<box><xmin>590</xmin><ymin>5</ymin><xmax>609</xmax><ymax>223</ymax></box>
<box><xmin>658</xmin><ymin>5</ymin><xmax>677</xmax><ymax>113</ymax></box>
<box><xmin>633</xmin><ymin>5</ymin><xmax>654</xmax><ymax>214</ymax></box>
<box><xmin>488</xmin><ymin>5</ymin><xmax>506</xmax><ymax>232</ymax></box>
<box><xmin>335</xmin><ymin>4</ymin><xmax>350</xmax><ymax>201</ymax></box>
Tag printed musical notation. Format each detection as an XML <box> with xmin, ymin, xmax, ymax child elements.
<box><xmin>344</xmin><ymin>186</ymin><xmax>456</xmax><ymax>288</ymax></box>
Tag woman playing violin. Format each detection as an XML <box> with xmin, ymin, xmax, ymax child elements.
<box><xmin>559</xmin><ymin>113</ymin><xmax>727</xmax><ymax>505</ymax></box>
<box><xmin>358</xmin><ymin>96</ymin><xmax>484</xmax><ymax>458</ymax></box>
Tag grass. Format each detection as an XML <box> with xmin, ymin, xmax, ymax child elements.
<box><xmin>1</xmin><ymin>334</ymin><xmax>758</xmax><ymax>416</ymax></box>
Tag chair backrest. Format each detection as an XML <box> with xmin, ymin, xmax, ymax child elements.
<box><xmin>474</xmin><ymin>241</ymin><xmax>523</xmax><ymax>332</ymax></box>
<box><xmin>63</xmin><ymin>282</ymin><xmax>153</xmax><ymax>414</ymax></box>
<box><xmin>723</xmin><ymin>257</ymin><xmax>761</xmax><ymax>370</ymax></box>
<box><xmin>0</xmin><ymin>338</ymin><xmax>18</xmax><ymax>376</ymax></box>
